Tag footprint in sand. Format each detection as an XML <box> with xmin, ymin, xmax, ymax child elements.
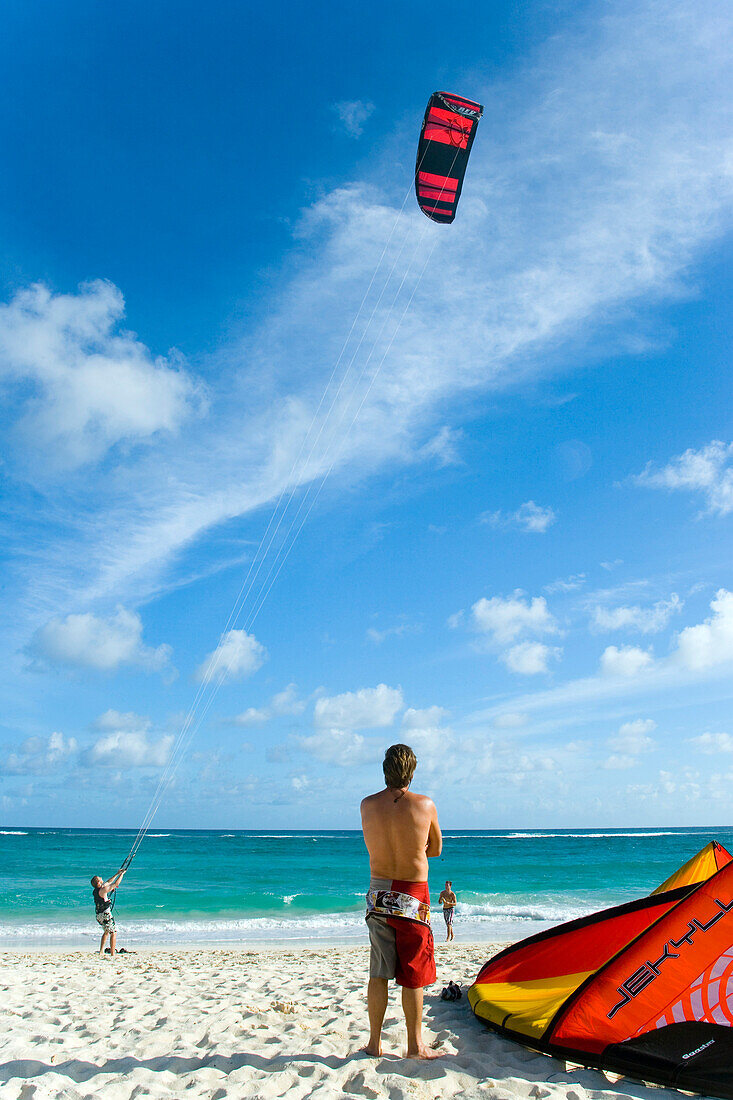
<box><xmin>343</xmin><ymin>1071</ymin><xmax>379</xmax><ymax>1098</ymax></box>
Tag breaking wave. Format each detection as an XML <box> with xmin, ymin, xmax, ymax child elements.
<box><xmin>0</xmin><ymin>896</ymin><xmax>598</xmax><ymax>946</ymax></box>
<box><xmin>443</xmin><ymin>831</ymin><xmax>685</xmax><ymax>840</ymax></box>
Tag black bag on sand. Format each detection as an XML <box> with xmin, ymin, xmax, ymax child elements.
<box><xmin>440</xmin><ymin>981</ymin><xmax>462</xmax><ymax>1001</ymax></box>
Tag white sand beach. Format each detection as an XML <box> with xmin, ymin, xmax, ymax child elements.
<box><xmin>0</xmin><ymin>943</ymin><xmax>687</xmax><ymax>1100</ymax></box>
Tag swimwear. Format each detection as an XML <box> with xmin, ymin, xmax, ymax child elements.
<box><xmin>366</xmin><ymin>878</ymin><xmax>436</xmax><ymax>989</ymax></box>
<box><xmin>96</xmin><ymin>909</ymin><xmax>116</xmax><ymax>933</ymax></box>
<box><xmin>443</xmin><ymin>907</ymin><xmax>454</xmax><ymax>926</ymax></box>
<box><xmin>93</xmin><ymin>886</ymin><xmax>115</xmax><ymax>933</ymax></box>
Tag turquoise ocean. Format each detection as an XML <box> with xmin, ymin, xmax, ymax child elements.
<box><xmin>1</xmin><ymin>826</ymin><xmax>730</xmax><ymax>949</ymax></box>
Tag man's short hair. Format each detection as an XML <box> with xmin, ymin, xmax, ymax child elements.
<box><xmin>383</xmin><ymin>743</ymin><xmax>417</xmax><ymax>788</ymax></box>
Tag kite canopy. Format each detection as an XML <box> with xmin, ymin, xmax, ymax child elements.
<box><xmin>469</xmin><ymin>842</ymin><xmax>733</xmax><ymax>1099</ymax></box>
<box><xmin>415</xmin><ymin>91</ymin><xmax>483</xmax><ymax>224</ymax></box>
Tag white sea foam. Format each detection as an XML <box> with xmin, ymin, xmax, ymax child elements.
<box><xmin>0</xmin><ymin>831</ymin><xmax>28</xmax><ymax>835</ymax></box>
<box><xmin>457</xmin><ymin>900</ymin><xmax>591</xmax><ymax>923</ymax></box>
<box><xmin>442</xmin><ymin>831</ymin><xmax>685</xmax><ymax>840</ymax></box>
<box><xmin>147</xmin><ymin>834</ymin><xmax>171</xmax><ymax>838</ymax></box>
<box><xmin>0</xmin><ymin>895</ymin><xmax>599</xmax><ymax>947</ymax></box>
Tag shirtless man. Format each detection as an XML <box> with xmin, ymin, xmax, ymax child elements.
<box><xmin>439</xmin><ymin>880</ymin><xmax>456</xmax><ymax>941</ymax></box>
<box><xmin>360</xmin><ymin>743</ymin><xmax>444</xmax><ymax>1059</ymax></box>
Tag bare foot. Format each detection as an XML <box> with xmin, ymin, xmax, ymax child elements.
<box><xmin>406</xmin><ymin>1043</ymin><xmax>449</xmax><ymax>1059</ymax></box>
<box><xmin>362</xmin><ymin>1042</ymin><xmax>382</xmax><ymax>1057</ymax></box>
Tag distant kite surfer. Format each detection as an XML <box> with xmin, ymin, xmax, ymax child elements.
<box><xmin>91</xmin><ymin>868</ymin><xmax>126</xmax><ymax>956</ymax></box>
<box><xmin>439</xmin><ymin>881</ymin><xmax>456</xmax><ymax>941</ymax></box>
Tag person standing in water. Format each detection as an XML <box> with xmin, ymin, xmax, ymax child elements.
<box><xmin>361</xmin><ymin>743</ymin><xmax>444</xmax><ymax>1060</ymax></box>
<box><xmin>439</xmin><ymin>881</ymin><xmax>456</xmax><ymax>941</ymax></box>
<box><xmin>91</xmin><ymin>868</ymin><xmax>126</xmax><ymax>956</ymax></box>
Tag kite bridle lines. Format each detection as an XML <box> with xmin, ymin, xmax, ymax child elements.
<box><xmin>121</xmin><ymin>145</ymin><xmax>462</xmax><ymax>871</ymax></box>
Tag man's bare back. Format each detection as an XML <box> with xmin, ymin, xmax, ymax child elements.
<box><xmin>360</xmin><ymin>744</ymin><xmax>445</xmax><ymax>1061</ymax></box>
<box><xmin>361</xmin><ymin>789</ymin><xmax>441</xmax><ymax>881</ymax></box>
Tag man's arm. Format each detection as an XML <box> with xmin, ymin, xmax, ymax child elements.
<box><xmin>425</xmin><ymin>801</ymin><xmax>442</xmax><ymax>858</ymax></box>
<box><xmin>102</xmin><ymin>869</ymin><xmax>125</xmax><ymax>892</ymax></box>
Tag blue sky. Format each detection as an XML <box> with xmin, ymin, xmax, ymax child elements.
<box><xmin>1</xmin><ymin>0</ymin><xmax>731</xmax><ymax>829</ymax></box>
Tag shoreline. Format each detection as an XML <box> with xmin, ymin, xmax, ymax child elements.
<box><xmin>0</xmin><ymin>942</ymin><xmax>682</xmax><ymax>1100</ymax></box>
<box><xmin>0</xmin><ymin>927</ymin><xmax>519</xmax><ymax>952</ymax></box>
<box><xmin>0</xmin><ymin>911</ymin><xmax>566</xmax><ymax>950</ymax></box>
<box><xmin>0</xmin><ymin>939</ymin><xmax>506</xmax><ymax>958</ymax></box>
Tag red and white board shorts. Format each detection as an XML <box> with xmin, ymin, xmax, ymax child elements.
<box><xmin>367</xmin><ymin>879</ymin><xmax>436</xmax><ymax>989</ymax></box>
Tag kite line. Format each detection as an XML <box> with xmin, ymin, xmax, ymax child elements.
<box><xmin>119</xmin><ymin>105</ymin><xmax>477</xmax><ymax>871</ymax></box>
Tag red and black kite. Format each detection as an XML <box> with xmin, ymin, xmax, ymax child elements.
<box><xmin>415</xmin><ymin>91</ymin><xmax>483</xmax><ymax>224</ymax></box>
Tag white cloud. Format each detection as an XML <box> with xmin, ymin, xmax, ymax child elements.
<box><xmin>468</xmin><ymin>592</ymin><xmax>558</xmax><ymax>645</ymax></box>
<box><xmin>47</xmin><ymin>730</ymin><xmax>77</xmax><ymax>761</ymax></box>
<box><xmin>591</xmin><ymin>594</ymin><xmax>682</xmax><ymax>634</ymax></box>
<box><xmin>0</xmin><ymin>281</ymin><xmax>198</xmax><ymax>469</ymax></box>
<box><xmin>634</xmin><ymin>441</ymin><xmax>733</xmax><ymax>515</ymax></box>
<box><xmin>466</xmin><ymin>589</ymin><xmax>733</xmax><ymax>750</ymax></box>
<box><xmin>544</xmin><ymin>574</ymin><xmax>586</xmax><ymax>594</ymax></box>
<box><xmin>231</xmin><ymin>683</ymin><xmax>304</xmax><ymax>726</ymax></box>
<box><xmin>609</xmin><ymin>718</ymin><xmax>657</xmax><ymax>755</ymax></box>
<box><xmin>28</xmin><ymin>607</ymin><xmax>173</xmax><ymax>675</ymax></box>
<box><xmin>366</xmin><ymin>622</ymin><xmax>420</xmax><ymax>645</ymax></box>
<box><xmin>689</xmin><ymin>731</ymin><xmax>733</xmax><ymax>754</ymax></box>
<box><xmin>94</xmin><ymin>709</ymin><xmax>145</xmax><ymax>731</ymax></box>
<box><xmin>88</xmin><ymin>710</ymin><xmax>173</xmax><ymax>768</ymax></box>
<box><xmin>502</xmin><ymin>641</ymin><xmax>560</xmax><ymax>675</ymax></box>
<box><xmin>297</xmin><ymin>728</ymin><xmax>375</xmax><ymax>766</ymax></box>
<box><xmin>399</xmin><ymin>707</ymin><xmax>454</xmax><ymax>772</ymax></box>
<box><xmin>417</xmin><ymin>426</ymin><xmax>463</xmax><ymax>467</ymax></box>
<box><xmin>516</xmin><ymin>502</ymin><xmax>557</xmax><ymax>533</ymax></box>
<box><xmin>270</xmin><ymin>684</ymin><xmax>306</xmax><ymax>716</ymax></box>
<box><xmin>493</xmin><ymin>712</ymin><xmax>528</xmax><ymax>729</ymax></box>
<box><xmin>314</xmin><ymin>684</ymin><xmax>403</xmax><ymax>730</ymax></box>
<box><xmin>232</xmin><ymin>706</ymin><xmax>270</xmax><ymax>727</ymax></box>
<box><xmin>604</xmin><ymin>754</ymin><xmax>637</xmax><ymax>771</ymax></box>
<box><xmin>673</xmin><ymin>589</ymin><xmax>733</xmax><ymax>671</ymax></box>
<box><xmin>461</xmin><ymin>735</ymin><xmax>562</xmax><ymax>785</ymax></box>
<box><xmin>628</xmin><ymin>768</ymin><xmax>702</xmax><ymax>803</ymax></box>
<box><xmin>483</xmin><ymin>501</ymin><xmax>557</xmax><ymax>534</ymax></box>
<box><xmin>402</xmin><ymin>706</ymin><xmax>449</xmax><ymax>730</ymax></box>
<box><xmin>196</xmin><ymin>630</ymin><xmax>267</xmax><ymax>684</ymax></box>
<box><xmin>600</xmin><ymin>644</ymin><xmax>654</xmax><ymax>677</ymax></box>
<box><xmin>403</xmin><ymin>725</ymin><xmax>450</xmax><ymax>769</ymax></box>
<box><xmin>332</xmin><ymin>100</ymin><xmax>375</xmax><ymax>138</ymax></box>
<box><xmin>2</xmin><ymin>731</ymin><xmax>78</xmax><ymax>775</ymax></box>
